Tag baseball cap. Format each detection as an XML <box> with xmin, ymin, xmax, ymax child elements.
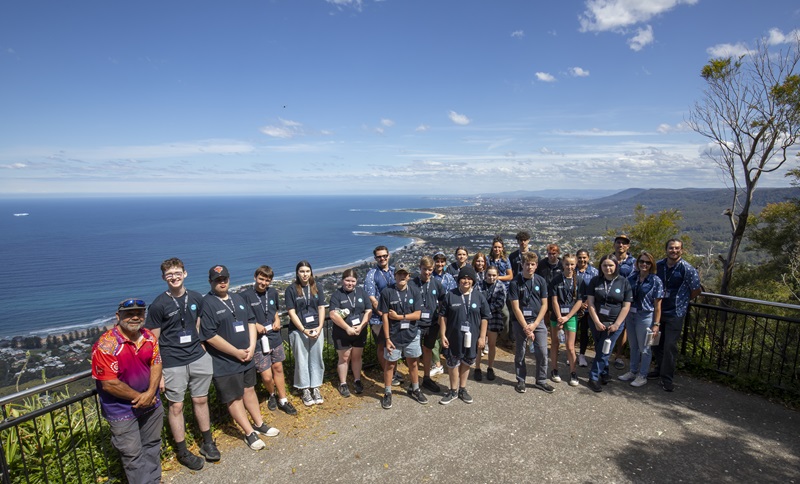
<box><xmin>614</xmin><ymin>234</ymin><xmax>631</xmax><ymax>244</ymax></box>
<box><xmin>395</xmin><ymin>262</ymin><xmax>411</xmax><ymax>276</ymax></box>
<box><xmin>209</xmin><ymin>265</ymin><xmax>230</xmax><ymax>280</ymax></box>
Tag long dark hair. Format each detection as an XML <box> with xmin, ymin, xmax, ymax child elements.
<box><xmin>294</xmin><ymin>260</ymin><xmax>318</xmax><ymax>296</ymax></box>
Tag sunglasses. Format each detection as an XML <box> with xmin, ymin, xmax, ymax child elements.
<box><xmin>119</xmin><ymin>299</ymin><xmax>146</xmax><ymax>309</ymax></box>
<box><xmin>638</xmin><ymin>260</ymin><xmax>652</xmax><ymax>265</ymax></box>
<box><xmin>375</xmin><ymin>254</ymin><xmax>389</xmax><ymax>260</ymax></box>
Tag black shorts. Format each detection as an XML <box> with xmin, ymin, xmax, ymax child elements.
<box><xmin>419</xmin><ymin>324</ymin><xmax>440</xmax><ymax>350</ymax></box>
<box><xmin>487</xmin><ymin>317</ymin><xmax>504</xmax><ymax>333</ymax></box>
<box><xmin>333</xmin><ymin>326</ymin><xmax>368</xmax><ymax>350</ymax></box>
<box><xmin>213</xmin><ymin>366</ymin><xmax>257</xmax><ymax>404</ymax></box>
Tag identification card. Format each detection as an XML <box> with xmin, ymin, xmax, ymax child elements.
<box><xmin>523</xmin><ymin>309</ymin><xmax>533</xmax><ymax>317</ymax></box>
<box><xmin>460</xmin><ymin>324</ymin><xmax>470</xmax><ymax>332</ymax></box>
<box><xmin>179</xmin><ymin>329</ymin><xmax>192</xmax><ymax>344</ymax></box>
<box><xmin>599</xmin><ymin>307</ymin><xmax>610</xmax><ymax>316</ymax></box>
<box><xmin>421</xmin><ymin>311</ymin><xmax>431</xmax><ymax>320</ymax></box>
<box><xmin>350</xmin><ymin>317</ymin><xmax>360</xmax><ymax>326</ymax></box>
<box><xmin>560</xmin><ymin>306</ymin><xmax>570</xmax><ymax>315</ymax></box>
<box><xmin>304</xmin><ymin>315</ymin><xmax>315</xmax><ymax>323</ymax></box>
<box><xmin>233</xmin><ymin>321</ymin><xmax>245</xmax><ymax>333</ymax></box>
<box><xmin>400</xmin><ymin>321</ymin><xmax>410</xmax><ymax>330</ymax></box>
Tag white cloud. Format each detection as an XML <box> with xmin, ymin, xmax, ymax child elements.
<box><xmin>767</xmin><ymin>28</ymin><xmax>800</xmax><ymax>45</ymax></box>
<box><xmin>552</xmin><ymin>128</ymin><xmax>650</xmax><ymax>136</ymax></box>
<box><xmin>1</xmin><ymin>162</ymin><xmax>26</xmax><ymax>169</ymax></box>
<box><xmin>569</xmin><ymin>67</ymin><xmax>590</xmax><ymax>77</ymax></box>
<box><xmin>627</xmin><ymin>25</ymin><xmax>654</xmax><ymax>51</ymax></box>
<box><xmin>448</xmin><ymin>111</ymin><xmax>471</xmax><ymax>125</ymax></box>
<box><xmin>380</xmin><ymin>118</ymin><xmax>395</xmax><ymax>127</ymax></box>
<box><xmin>511</xmin><ymin>30</ymin><xmax>525</xmax><ymax>39</ymax></box>
<box><xmin>579</xmin><ymin>0</ymin><xmax>698</xmax><ymax>32</ymax></box>
<box><xmin>259</xmin><ymin>118</ymin><xmax>304</xmax><ymax>138</ymax></box>
<box><xmin>326</xmin><ymin>0</ymin><xmax>363</xmax><ymax>11</ymax></box>
<box><xmin>706</xmin><ymin>42</ymin><xmax>752</xmax><ymax>58</ymax></box>
<box><xmin>657</xmin><ymin>122</ymin><xmax>690</xmax><ymax>134</ymax></box>
<box><xmin>535</xmin><ymin>72</ymin><xmax>556</xmax><ymax>82</ymax></box>
<box><xmin>374</xmin><ymin>127</ymin><xmax>385</xmax><ymax>135</ymax></box>
<box><xmin>415</xmin><ymin>124</ymin><xmax>430</xmax><ymax>132</ymax></box>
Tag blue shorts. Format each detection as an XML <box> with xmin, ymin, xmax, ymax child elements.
<box><xmin>384</xmin><ymin>331</ymin><xmax>422</xmax><ymax>362</ymax></box>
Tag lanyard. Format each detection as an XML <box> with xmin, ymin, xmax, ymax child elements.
<box><xmin>460</xmin><ymin>289</ymin><xmax>472</xmax><ymax>320</ymax></box>
<box><xmin>169</xmin><ymin>292</ymin><xmax>188</xmax><ymax>329</ymax></box>
<box><xmin>344</xmin><ymin>289</ymin><xmax>356</xmax><ymax>308</ymax></box>
<box><xmin>601</xmin><ymin>276</ymin><xmax>619</xmax><ymax>302</ymax></box>
<box><xmin>256</xmin><ymin>291</ymin><xmax>269</xmax><ymax>317</ymax></box>
<box><xmin>394</xmin><ymin>288</ymin><xmax>409</xmax><ymax>314</ymax></box>
<box><xmin>216</xmin><ymin>295</ymin><xmax>236</xmax><ymax>316</ymax></box>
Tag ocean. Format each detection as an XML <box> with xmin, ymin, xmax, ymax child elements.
<box><xmin>0</xmin><ymin>196</ymin><xmax>465</xmax><ymax>339</ymax></box>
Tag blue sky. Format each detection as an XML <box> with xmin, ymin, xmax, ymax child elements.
<box><xmin>1</xmin><ymin>0</ymin><xmax>799</xmax><ymax>196</ymax></box>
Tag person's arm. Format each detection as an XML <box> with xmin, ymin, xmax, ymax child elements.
<box><xmin>587</xmin><ymin>295</ymin><xmax>605</xmax><ymax>331</ymax></box>
<box><xmin>498</xmin><ymin>266</ymin><xmax>514</xmax><ymax>282</ymax></box>
<box><xmin>383</xmin><ymin>312</ymin><xmax>395</xmax><ymax>351</ymax></box>
<box><xmin>315</xmin><ymin>305</ymin><xmax>325</xmax><ymax>335</ymax></box>
<box><xmin>652</xmin><ymin>298</ymin><xmax>662</xmax><ymax>336</ymax></box>
<box><xmin>532</xmin><ymin>298</ymin><xmax>548</xmax><ymax>331</ymax></box>
<box><xmin>610</xmin><ymin>302</ymin><xmax>631</xmax><ymax>333</ymax></box>
<box><xmin>510</xmin><ymin>299</ymin><xmax>527</xmax><ymax>330</ymax></box>
<box><xmin>439</xmin><ymin>315</ymin><xmax>449</xmax><ymax>348</ymax></box>
<box><xmin>245</xmin><ymin>321</ymin><xmax>256</xmax><ymax>361</ymax></box>
<box><xmin>478</xmin><ymin>318</ymin><xmax>488</xmax><ymax>350</ymax></box>
<box><xmin>271</xmin><ymin>312</ymin><xmax>281</xmax><ymax>332</ymax></box>
<box><xmin>566</xmin><ymin>299</ymin><xmax>583</xmax><ymax>320</ymax></box>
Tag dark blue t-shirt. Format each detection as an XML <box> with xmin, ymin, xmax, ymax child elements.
<box><xmin>200</xmin><ymin>292</ymin><xmax>255</xmax><ymax>377</ymax></box>
<box><xmin>239</xmin><ymin>286</ymin><xmax>283</xmax><ymax>351</ymax></box>
<box><xmin>145</xmin><ymin>289</ymin><xmax>206</xmax><ymax>368</ymax></box>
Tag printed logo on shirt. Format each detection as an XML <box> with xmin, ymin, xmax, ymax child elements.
<box><xmin>471</xmin><ymin>303</ymin><xmax>477</xmax><ymax>308</ymax></box>
<box><xmin>409</xmin><ymin>298</ymin><xmax>414</xmax><ymax>304</ymax></box>
<box><xmin>432</xmin><ymin>290</ymin><xmax>437</xmax><ymax>295</ymax></box>
<box><xmin>216</xmin><ymin>309</ymin><xmax>226</xmax><ymax>315</ymax></box>
<box><xmin>190</xmin><ymin>304</ymin><xmax>197</xmax><ymax>310</ymax></box>
<box><xmin>168</xmin><ymin>310</ymin><xmax>179</xmax><ymax>317</ymax></box>
<box><xmin>270</xmin><ymin>300</ymin><xmax>275</xmax><ymax>305</ymax></box>
<box><xmin>451</xmin><ymin>303</ymin><xmax>462</xmax><ymax>308</ymax></box>
<box><xmin>358</xmin><ymin>298</ymin><xmax>363</xmax><ymax>302</ymax></box>
<box><xmin>615</xmin><ymin>289</ymin><xmax>621</xmax><ymax>293</ymax></box>
<box><xmin>110</xmin><ymin>361</ymin><xmax>119</xmax><ymax>373</ymax></box>
<box><xmin>535</xmin><ymin>286</ymin><xmax>540</xmax><ymax>291</ymax></box>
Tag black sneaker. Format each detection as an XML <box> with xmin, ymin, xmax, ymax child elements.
<box><xmin>277</xmin><ymin>400</ymin><xmax>298</xmax><ymax>416</ymax></box>
<box><xmin>474</xmin><ymin>368</ymin><xmax>483</xmax><ymax>381</ymax></box>
<box><xmin>486</xmin><ymin>367</ymin><xmax>496</xmax><ymax>381</ymax></box>
<box><xmin>199</xmin><ymin>440</ymin><xmax>221</xmax><ymax>462</ymax></box>
<box><xmin>244</xmin><ymin>432</ymin><xmax>265</xmax><ymax>451</ymax></box>
<box><xmin>439</xmin><ymin>389</ymin><xmax>457</xmax><ymax>405</ymax></box>
<box><xmin>338</xmin><ymin>383</ymin><xmax>351</xmax><ymax>398</ymax></box>
<box><xmin>177</xmin><ymin>450</ymin><xmax>204</xmax><ymax>471</ymax></box>
<box><xmin>534</xmin><ymin>381</ymin><xmax>556</xmax><ymax>394</ymax></box>
<box><xmin>391</xmin><ymin>373</ymin><xmax>404</xmax><ymax>386</ymax></box>
<box><xmin>253</xmin><ymin>422</ymin><xmax>280</xmax><ymax>437</ymax></box>
<box><xmin>267</xmin><ymin>393</ymin><xmax>277</xmax><ymax>411</ymax></box>
<box><xmin>409</xmin><ymin>387</ymin><xmax>429</xmax><ymax>405</ymax></box>
<box><xmin>381</xmin><ymin>392</ymin><xmax>392</xmax><ymax>409</ymax></box>
<box><xmin>600</xmin><ymin>373</ymin><xmax>611</xmax><ymax>385</ymax></box>
<box><xmin>353</xmin><ymin>379</ymin><xmax>364</xmax><ymax>394</ymax></box>
<box><xmin>515</xmin><ymin>380</ymin><xmax>527</xmax><ymax>393</ymax></box>
<box><xmin>422</xmin><ymin>377</ymin><xmax>441</xmax><ymax>393</ymax></box>
<box><xmin>647</xmin><ymin>370</ymin><xmax>660</xmax><ymax>380</ymax></box>
<box><xmin>660</xmin><ymin>379</ymin><xmax>675</xmax><ymax>392</ymax></box>
<box><xmin>588</xmin><ymin>379</ymin><xmax>603</xmax><ymax>393</ymax></box>
<box><xmin>458</xmin><ymin>388</ymin><xmax>474</xmax><ymax>404</ymax></box>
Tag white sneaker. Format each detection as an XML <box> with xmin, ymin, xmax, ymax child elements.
<box><xmin>578</xmin><ymin>354</ymin><xmax>588</xmax><ymax>367</ymax></box>
<box><xmin>430</xmin><ymin>365</ymin><xmax>444</xmax><ymax>376</ymax></box>
<box><xmin>312</xmin><ymin>387</ymin><xmax>324</xmax><ymax>405</ymax></box>
<box><xmin>244</xmin><ymin>432</ymin><xmax>265</xmax><ymax>450</ymax></box>
<box><xmin>631</xmin><ymin>376</ymin><xmax>648</xmax><ymax>387</ymax></box>
<box><xmin>618</xmin><ymin>371</ymin><xmax>636</xmax><ymax>381</ymax></box>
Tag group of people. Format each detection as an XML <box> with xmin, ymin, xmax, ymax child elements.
<box><xmin>90</xmin><ymin>236</ymin><xmax>701</xmax><ymax>483</ymax></box>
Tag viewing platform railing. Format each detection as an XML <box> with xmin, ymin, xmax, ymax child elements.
<box><xmin>1</xmin><ymin>295</ymin><xmax>798</xmax><ymax>483</ymax></box>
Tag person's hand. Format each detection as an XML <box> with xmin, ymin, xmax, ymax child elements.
<box><xmin>159</xmin><ymin>376</ymin><xmax>165</xmax><ymax>393</ymax></box>
<box><xmin>272</xmin><ymin>321</ymin><xmax>281</xmax><ymax>332</ymax></box>
<box><xmin>386</xmin><ymin>338</ymin><xmax>396</xmax><ymax>352</ymax></box>
<box><xmin>441</xmin><ymin>335</ymin><xmax>449</xmax><ymax>349</ymax></box>
<box><xmin>132</xmin><ymin>390</ymin><xmax>155</xmax><ymax>409</ymax></box>
<box><xmin>477</xmin><ymin>336</ymin><xmax>486</xmax><ymax>351</ymax></box>
<box><xmin>236</xmin><ymin>348</ymin><xmax>249</xmax><ymax>362</ymax></box>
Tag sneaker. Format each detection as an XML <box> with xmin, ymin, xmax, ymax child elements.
<box><xmin>550</xmin><ymin>369</ymin><xmax>561</xmax><ymax>383</ymax></box>
<box><xmin>267</xmin><ymin>393</ymin><xmax>277</xmax><ymax>411</ymax></box>
<box><xmin>301</xmin><ymin>388</ymin><xmax>314</xmax><ymax>407</ymax></box>
<box><xmin>534</xmin><ymin>381</ymin><xmax>555</xmax><ymax>394</ymax></box>
<box><xmin>312</xmin><ymin>387</ymin><xmax>324</xmax><ymax>404</ymax></box>
<box><xmin>600</xmin><ymin>373</ymin><xmax>611</xmax><ymax>385</ymax></box>
<box><xmin>391</xmin><ymin>373</ymin><xmax>404</xmax><ymax>386</ymax></box>
<box><xmin>482</xmin><ymin>345</ymin><xmax>489</xmax><ymax>355</ymax></box>
<box><xmin>474</xmin><ymin>368</ymin><xmax>483</xmax><ymax>382</ymax></box>
<box><xmin>617</xmin><ymin>371</ymin><xmax>636</xmax><ymax>381</ymax></box>
<box><xmin>515</xmin><ymin>380</ymin><xmax>527</xmax><ymax>393</ymax></box>
<box><xmin>409</xmin><ymin>387</ymin><xmax>429</xmax><ymax>405</ymax></box>
<box><xmin>277</xmin><ymin>400</ymin><xmax>298</xmax><ymax>416</ymax></box>
<box><xmin>176</xmin><ymin>450</ymin><xmax>204</xmax><ymax>471</ymax></box>
<box><xmin>486</xmin><ymin>367</ymin><xmax>496</xmax><ymax>381</ymax></box>
<box><xmin>338</xmin><ymin>383</ymin><xmax>351</xmax><ymax>398</ymax></box>
<box><xmin>381</xmin><ymin>391</ymin><xmax>392</xmax><ymax>409</ymax></box>
<box><xmin>253</xmin><ymin>422</ymin><xmax>280</xmax><ymax>438</ymax></box>
<box><xmin>244</xmin><ymin>432</ymin><xmax>265</xmax><ymax>451</ymax></box>
<box><xmin>660</xmin><ymin>379</ymin><xmax>674</xmax><ymax>392</ymax></box>
<box><xmin>422</xmin><ymin>377</ymin><xmax>441</xmax><ymax>393</ymax></box>
<box><xmin>578</xmin><ymin>354</ymin><xmax>588</xmax><ymax>367</ymax></box>
<box><xmin>588</xmin><ymin>379</ymin><xmax>603</xmax><ymax>393</ymax></box>
<box><xmin>569</xmin><ymin>372</ymin><xmax>579</xmax><ymax>387</ymax></box>
<box><xmin>458</xmin><ymin>388</ymin><xmax>473</xmax><ymax>404</ymax></box>
<box><xmin>430</xmin><ymin>365</ymin><xmax>444</xmax><ymax>376</ymax></box>
<box><xmin>353</xmin><ymin>379</ymin><xmax>364</xmax><ymax>395</ymax></box>
<box><xmin>439</xmin><ymin>389</ymin><xmax>457</xmax><ymax>405</ymax></box>
<box><xmin>647</xmin><ymin>370</ymin><xmax>660</xmax><ymax>380</ymax></box>
<box><xmin>631</xmin><ymin>376</ymin><xmax>648</xmax><ymax>387</ymax></box>
<box><xmin>614</xmin><ymin>358</ymin><xmax>625</xmax><ymax>369</ymax></box>
<box><xmin>199</xmin><ymin>440</ymin><xmax>220</xmax><ymax>462</ymax></box>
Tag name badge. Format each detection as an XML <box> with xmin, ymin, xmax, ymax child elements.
<box><xmin>400</xmin><ymin>321</ymin><xmax>410</xmax><ymax>330</ymax></box>
<box><xmin>460</xmin><ymin>324</ymin><xmax>470</xmax><ymax>332</ymax></box>
<box><xmin>233</xmin><ymin>321</ymin><xmax>245</xmax><ymax>333</ymax></box>
<box><xmin>305</xmin><ymin>315</ymin><xmax>315</xmax><ymax>323</ymax></box>
<box><xmin>421</xmin><ymin>311</ymin><xmax>431</xmax><ymax>319</ymax></box>
<box><xmin>630</xmin><ymin>307</ymin><xmax>638</xmax><ymax>314</ymax></box>
<box><xmin>599</xmin><ymin>308</ymin><xmax>610</xmax><ymax>316</ymax></box>
<box><xmin>560</xmin><ymin>307</ymin><xmax>570</xmax><ymax>315</ymax></box>
<box><xmin>523</xmin><ymin>309</ymin><xmax>533</xmax><ymax>317</ymax></box>
<box><xmin>350</xmin><ymin>317</ymin><xmax>360</xmax><ymax>326</ymax></box>
<box><xmin>179</xmin><ymin>329</ymin><xmax>192</xmax><ymax>344</ymax></box>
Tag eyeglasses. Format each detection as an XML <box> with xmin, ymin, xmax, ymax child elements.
<box><xmin>375</xmin><ymin>254</ymin><xmax>389</xmax><ymax>260</ymax></box>
<box><xmin>164</xmin><ymin>272</ymin><xmax>184</xmax><ymax>280</ymax></box>
<box><xmin>119</xmin><ymin>299</ymin><xmax>146</xmax><ymax>310</ymax></box>
<box><xmin>638</xmin><ymin>260</ymin><xmax>652</xmax><ymax>265</ymax></box>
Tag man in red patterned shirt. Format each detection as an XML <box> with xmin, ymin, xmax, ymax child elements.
<box><xmin>92</xmin><ymin>298</ymin><xmax>163</xmax><ymax>484</ymax></box>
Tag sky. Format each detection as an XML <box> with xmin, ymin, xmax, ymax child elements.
<box><xmin>1</xmin><ymin>0</ymin><xmax>799</xmax><ymax>196</ymax></box>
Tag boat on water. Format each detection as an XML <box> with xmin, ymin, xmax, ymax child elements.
<box><xmin>13</xmin><ymin>213</ymin><xmax>29</xmax><ymax>217</ymax></box>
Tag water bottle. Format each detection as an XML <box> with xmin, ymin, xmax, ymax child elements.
<box><xmin>602</xmin><ymin>338</ymin><xmax>612</xmax><ymax>355</ymax></box>
<box><xmin>464</xmin><ymin>331</ymin><xmax>472</xmax><ymax>348</ymax></box>
<box><xmin>333</xmin><ymin>308</ymin><xmax>350</xmax><ymax>318</ymax></box>
<box><xmin>261</xmin><ymin>334</ymin><xmax>270</xmax><ymax>354</ymax></box>
<box><xmin>558</xmin><ymin>329</ymin><xmax>565</xmax><ymax>345</ymax></box>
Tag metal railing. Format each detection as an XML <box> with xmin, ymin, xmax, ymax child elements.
<box><xmin>683</xmin><ymin>293</ymin><xmax>800</xmax><ymax>394</ymax></box>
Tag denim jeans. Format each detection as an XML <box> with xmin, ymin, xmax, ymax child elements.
<box><xmin>108</xmin><ymin>404</ymin><xmax>164</xmax><ymax>484</ymax></box>
<box><xmin>589</xmin><ymin>322</ymin><xmax>625</xmax><ymax>381</ymax></box>
<box><xmin>289</xmin><ymin>330</ymin><xmax>324</xmax><ymax>389</ymax></box>
<box><xmin>626</xmin><ymin>310</ymin><xmax>654</xmax><ymax>376</ymax></box>
<box><xmin>652</xmin><ymin>314</ymin><xmax>684</xmax><ymax>384</ymax></box>
<box><xmin>513</xmin><ymin>321</ymin><xmax>548</xmax><ymax>384</ymax></box>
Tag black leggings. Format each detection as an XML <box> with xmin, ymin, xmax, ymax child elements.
<box><xmin>578</xmin><ymin>313</ymin><xmax>591</xmax><ymax>355</ymax></box>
